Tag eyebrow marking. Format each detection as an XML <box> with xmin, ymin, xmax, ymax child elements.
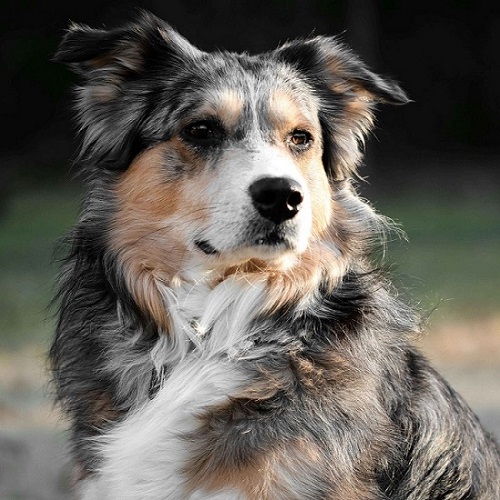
<box><xmin>267</xmin><ymin>89</ymin><xmax>319</xmax><ymax>137</ymax></box>
<box><xmin>194</xmin><ymin>89</ymin><xmax>245</xmax><ymax>129</ymax></box>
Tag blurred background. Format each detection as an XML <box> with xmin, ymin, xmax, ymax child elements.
<box><xmin>1</xmin><ymin>1</ymin><xmax>499</xmax><ymax>498</ymax></box>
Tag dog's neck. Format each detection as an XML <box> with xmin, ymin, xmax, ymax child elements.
<box><xmin>147</xmin><ymin>244</ymin><xmax>347</xmax><ymax>365</ymax></box>
<box><xmin>147</xmin><ymin>263</ymin><xmax>266</xmax><ymax>378</ymax></box>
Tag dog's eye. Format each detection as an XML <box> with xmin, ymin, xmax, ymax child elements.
<box><xmin>183</xmin><ymin>120</ymin><xmax>224</xmax><ymax>145</ymax></box>
<box><xmin>289</xmin><ymin>130</ymin><xmax>312</xmax><ymax>149</ymax></box>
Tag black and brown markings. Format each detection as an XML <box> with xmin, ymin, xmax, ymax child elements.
<box><xmin>111</xmin><ymin>78</ymin><xmax>333</xmax><ymax>328</ymax></box>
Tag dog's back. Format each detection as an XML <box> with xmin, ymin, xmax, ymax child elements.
<box><xmin>51</xmin><ymin>11</ymin><xmax>500</xmax><ymax>499</ymax></box>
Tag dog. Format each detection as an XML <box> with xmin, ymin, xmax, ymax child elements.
<box><xmin>51</xmin><ymin>11</ymin><xmax>500</xmax><ymax>499</ymax></box>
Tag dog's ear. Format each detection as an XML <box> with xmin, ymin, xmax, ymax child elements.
<box><xmin>54</xmin><ymin>11</ymin><xmax>200</xmax><ymax>79</ymax></box>
<box><xmin>54</xmin><ymin>11</ymin><xmax>201</xmax><ymax>170</ymax></box>
<box><xmin>274</xmin><ymin>37</ymin><xmax>409</xmax><ymax>180</ymax></box>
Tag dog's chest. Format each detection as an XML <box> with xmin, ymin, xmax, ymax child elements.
<box><xmin>92</xmin><ymin>277</ymin><xmax>268</xmax><ymax>499</ymax></box>
<box><xmin>150</xmin><ymin>273</ymin><xmax>269</xmax><ymax>427</ymax></box>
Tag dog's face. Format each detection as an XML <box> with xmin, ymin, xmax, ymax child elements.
<box><xmin>55</xmin><ymin>12</ymin><xmax>407</xmax><ymax>321</ymax></box>
<box><xmin>113</xmin><ymin>58</ymin><xmax>330</xmax><ymax>270</ymax></box>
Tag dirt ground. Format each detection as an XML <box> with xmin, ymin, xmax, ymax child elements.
<box><xmin>0</xmin><ymin>317</ymin><xmax>499</xmax><ymax>500</ymax></box>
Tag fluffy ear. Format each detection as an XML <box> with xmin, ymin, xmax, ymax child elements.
<box><xmin>54</xmin><ymin>11</ymin><xmax>201</xmax><ymax>171</ymax></box>
<box><xmin>274</xmin><ymin>37</ymin><xmax>409</xmax><ymax>180</ymax></box>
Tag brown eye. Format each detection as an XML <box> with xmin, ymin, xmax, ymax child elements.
<box><xmin>289</xmin><ymin>130</ymin><xmax>312</xmax><ymax>148</ymax></box>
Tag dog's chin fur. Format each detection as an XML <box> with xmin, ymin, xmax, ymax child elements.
<box><xmin>52</xmin><ymin>10</ymin><xmax>500</xmax><ymax>499</ymax></box>
<box><xmin>194</xmin><ymin>240</ymin><xmax>305</xmax><ymax>270</ymax></box>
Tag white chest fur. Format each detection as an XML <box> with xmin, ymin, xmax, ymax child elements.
<box><xmin>80</xmin><ymin>274</ymin><xmax>266</xmax><ymax>500</ymax></box>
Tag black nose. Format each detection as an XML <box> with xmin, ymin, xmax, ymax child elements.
<box><xmin>249</xmin><ymin>177</ymin><xmax>304</xmax><ymax>224</ymax></box>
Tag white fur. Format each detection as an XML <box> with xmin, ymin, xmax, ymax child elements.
<box><xmin>191</xmin><ymin>143</ymin><xmax>313</xmax><ymax>258</ymax></box>
<box><xmin>79</xmin><ymin>273</ymin><xmax>265</xmax><ymax>499</ymax></box>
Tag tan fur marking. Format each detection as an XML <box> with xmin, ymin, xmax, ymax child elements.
<box><xmin>307</xmin><ymin>159</ymin><xmax>333</xmax><ymax>238</ymax></box>
<box><xmin>187</xmin><ymin>431</ymin><xmax>379</xmax><ymax>499</ymax></box>
<box><xmin>188</xmin><ymin>452</ymin><xmax>281</xmax><ymax>500</ymax></box>
<box><xmin>268</xmin><ymin>89</ymin><xmax>318</xmax><ymax>136</ymax></box>
<box><xmin>262</xmin><ymin>240</ymin><xmax>346</xmax><ymax>314</ymax></box>
<box><xmin>324</xmin><ymin>54</ymin><xmax>373</xmax><ymax>101</ymax></box>
<box><xmin>192</xmin><ymin>89</ymin><xmax>244</xmax><ymax>129</ymax></box>
<box><xmin>112</xmin><ymin>143</ymin><xmax>209</xmax><ymax>328</ymax></box>
<box><xmin>344</xmin><ymin>94</ymin><xmax>375</xmax><ymax>139</ymax></box>
<box><xmin>216</xmin><ymin>237</ymin><xmax>346</xmax><ymax>315</ymax></box>
<box><xmin>322</xmin><ymin>56</ymin><xmax>376</xmax><ymax>137</ymax></box>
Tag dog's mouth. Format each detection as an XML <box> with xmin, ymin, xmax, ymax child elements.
<box><xmin>194</xmin><ymin>239</ymin><xmax>219</xmax><ymax>255</ymax></box>
<box><xmin>194</xmin><ymin>228</ymin><xmax>293</xmax><ymax>259</ymax></box>
<box><xmin>254</xmin><ymin>229</ymin><xmax>287</xmax><ymax>247</ymax></box>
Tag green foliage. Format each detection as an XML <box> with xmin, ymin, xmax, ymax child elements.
<box><xmin>0</xmin><ymin>188</ymin><xmax>78</xmax><ymax>348</ymax></box>
<box><xmin>379</xmin><ymin>197</ymin><xmax>500</xmax><ymax>318</ymax></box>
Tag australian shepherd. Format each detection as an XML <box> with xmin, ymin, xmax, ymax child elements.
<box><xmin>51</xmin><ymin>11</ymin><xmax>500</xmax><ymax>499</ymax></box>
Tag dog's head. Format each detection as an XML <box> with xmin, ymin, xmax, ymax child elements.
<box><xmin>55</xmin><ymin>11</ymin><xmax>407</xmax><ymax>322</ymax></box>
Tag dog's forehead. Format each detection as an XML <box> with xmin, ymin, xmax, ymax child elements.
<box><xmin>180</xmin><ymin>54</ymin><xmax>321</xmax><ymax>130</ymax></box>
